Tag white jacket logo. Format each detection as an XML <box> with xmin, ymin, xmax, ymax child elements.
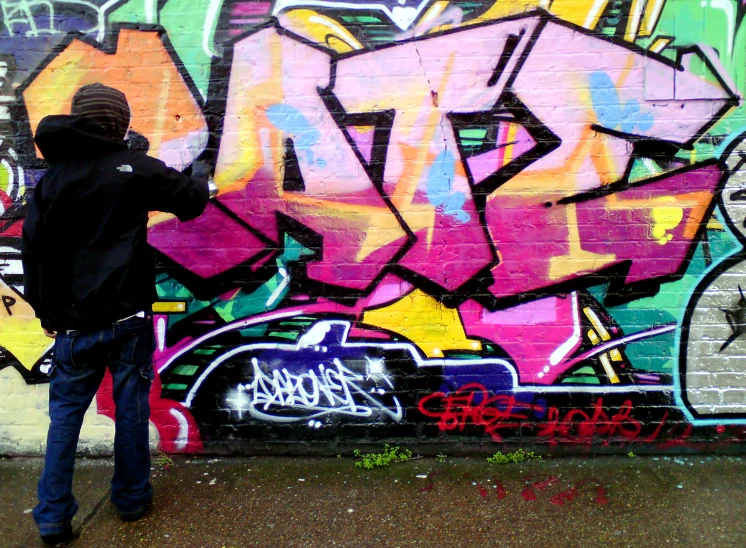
<box><xmin>116</xmin><ymin>164</ymin><xmax>133</xmax><ymax>173</ymax></box>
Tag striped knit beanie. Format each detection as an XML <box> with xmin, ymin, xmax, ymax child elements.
<box><xmin>71</xmin><ymin>83</ymin><xmax>131</xmax><ymax>141</ymax></box>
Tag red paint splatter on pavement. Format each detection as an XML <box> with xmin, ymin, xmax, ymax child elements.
<box><xmin>521</xmin><ymin>475</ymin><xmax>559</xmax><ymax>501</ymax></box>
<box><xmin>550</xmin><ymin>486</ymin><xmax>580</xmax><ymax>505</ymax></box>
<box><xmin>595</xmin><ymin>486</ymin><xmax>609</xmax><ymax>505</ymax></box>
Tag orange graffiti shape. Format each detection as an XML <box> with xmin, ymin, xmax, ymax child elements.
<box><xmin>23</xmin><ymin>29</ymin><xmax>207</xmax><ymax>169</ymax></box>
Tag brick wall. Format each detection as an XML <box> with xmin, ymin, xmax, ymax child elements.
<box><xmin>1</xmin><ymin>0</ymin><xmax>746</xmax><ymax>455</ymax></box>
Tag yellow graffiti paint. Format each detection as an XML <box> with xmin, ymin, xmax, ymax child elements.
<box><xmin>352</xmin><ymin>125</ymin><xmax>374</xmax><ymax>136</ymax></box>
<box><xmin>503</xmin><ymin>122</ymin><xmax>518</xmax><ymax>166</ymax></box>
<box><xmin>599</xmin><ymin>352</ymin><xmax>620</xmax><ymax>383</ymax></box>
<box><xmin>356</xmin><ymin>209</ymin><xmax>414</xmax><ymax>262</ymax></box>
<box><xmin>549</xmin><ymin>0</ymin><xmax>607</xmax><ymax>29</ymax></box>
<box><xmin>706</xmin><ymin>217</ymin><xmax>724</xmax><ymax>231</ymax></box>
<box><xmin>361</xmin><ymin>289</ymin><xmax>481</xmax><ymax>357</ymax></box>
<box><xmin>412</xmin><ymin>1</ymin><xmax>449</xmax><ymax>33</ymax></box>
<box><xmin>651</xmin><ymin>206</ymin><xmax>684</xmax><ymax>245</ymax></box>
<box><xmin>152</xmin><ymin>301</ymin><xmax>187</xmax><ymax>313</ymax></box>
<box><xmin>433</xmin><ymin>0</ymin><xmax>549</xmax><ymax>32</ymax></box>
<box><xmin>640</xmin><ymin>0</ymin><xmax>668</xmax><ymax>37</ymax></box>
<box><xmin>0</xmin><ymin>279</ymin><xmax>52</xmax><ymax>370</ymax></box>
<box><xmin>624</xmin><ymin>0</ymin><xmax>646</xmax><ymax>41</ymax></box>
<box><xmin>649</xmin><ymin>36</ymin><xmax>672</xmax><ymax>53</ymax></box>
<box><xmin>0</xmin><ymin>161</ymin><xmax>9</xmax><ymax>195</ymax></box>
<box><xmin>278</xmin><ymin>9</ymin><xmax>363</xmax><ymax>53</ymax></box>
<box><xmin>429</xmin><ymin>0</ymin><xmax>656</xmax><ymax>40</ymax></box>
<box><xmin>472</xmin><ymin>0</ymin><xmax>546</xmax><ymax>25</ymax></box>
<box><xmin>606</xmin><ymin>192</ymin><xmax>711</xmax><ymax>240</ymax></box>
<box><xmin>548</xmin><ymin>202</ymin><xmax>616</xmax><ymax>280</ymax></box>
<box><xmin>584</xmin><ymin>306</ymin><xmax>611</xmax><ymax>341</ymax></box>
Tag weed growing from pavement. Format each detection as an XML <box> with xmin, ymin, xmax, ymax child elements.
<box><xmin>353</xmin><ymin>444</ymin><xmax>413</xmax><ymax>469</ymax></box>
<box><xmin>154</xmin><ymin>451</ymin><xmax>174</xmax><ymax>467</ymax></box>
<box><xmin>486</xmin><ymin>449</ymin><xmax>541</xmax><ymax>464</ymax></box>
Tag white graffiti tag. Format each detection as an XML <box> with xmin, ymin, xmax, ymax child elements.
<box><xmin>1</xmin><ymin>0</ymin><xmax>120</xmax><ymax>41</ymax></box>
<box><xmin>225</xmin><ymin>357</ymin><xmax>403</xmax><ymax>423</ymax></box>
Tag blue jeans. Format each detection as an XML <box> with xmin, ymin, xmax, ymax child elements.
<box><xmin>33</xmin><ymin>316</ymin><xmax>155</xmax><ymax>536</ymax></box>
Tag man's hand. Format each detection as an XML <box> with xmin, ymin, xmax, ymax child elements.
<box><xmin>191</xmin><ymin>159</ymin><xmax>213</xmax><ymax>180</ymax></box>
<box><xmin>43</xmin><ymin>328</ymin><xmax>56</xmax><ymax>339</ymax></box>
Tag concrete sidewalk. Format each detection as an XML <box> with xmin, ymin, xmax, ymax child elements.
<box><xmin>2</xmin><ymin>454</ymin><xmax>746</xmax><ymax>547</ymax></box>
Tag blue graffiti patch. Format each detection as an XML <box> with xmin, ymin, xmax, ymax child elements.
<box><xmin>266</xmin><ymin>103</ymin><xmax>326</xmax><ymax>167</ymax></box>
<box><xmin>426</xmin><ymin>150</ymin><xmax>470</xmax><ymax>223</ymax></box>
<box><xmin>589</xmin><ymin>71</ymin><xmax>654</xmax><ymax>134</ymax></box>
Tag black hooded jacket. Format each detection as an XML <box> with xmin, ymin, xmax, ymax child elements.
<box><xmin>22</xmin><ymin>115</ymin><xmax>209</xmax><ymax>331</ymax></box>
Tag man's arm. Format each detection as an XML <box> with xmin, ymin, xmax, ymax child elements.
<box><xmin>139</xmin><ymin>156</ymin><xmax>211</xmax><ymax>220</ymax></box>
<box><xmin>21</xmin><ymin>179</ymin><xmax>51</xmax><ymax>332</ymax></box>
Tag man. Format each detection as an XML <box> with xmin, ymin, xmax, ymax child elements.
<box><xmin>22</xmin><ymin>83</ymin><xmax>210</xmax><ymax>545</ymax></box>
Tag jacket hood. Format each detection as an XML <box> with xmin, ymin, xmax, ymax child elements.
<box><xmin>34</xmin><ymin>114</ymin><xmax>128</xmax><ymax>164</ymax></box>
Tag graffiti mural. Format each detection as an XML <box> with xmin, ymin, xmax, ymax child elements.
<box><xmin>2</xmin><ymin>0</ymin><xmax>746</xmax><ymax>454</ymax></box>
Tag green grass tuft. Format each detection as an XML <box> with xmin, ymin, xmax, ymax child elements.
<box><xmin>486</xmin><ymin>449</ymin><xmax>542</xmax><ymax>464</ymax></box>
<box><xmin>154</xmin><ymin>451</ymin><xmax>174</xmax><ymax>467</ymax></box>
<box><xmin>353</xmin><ymin>444</ymin><xmax>413</xmax><ymax>469</ymax></box>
